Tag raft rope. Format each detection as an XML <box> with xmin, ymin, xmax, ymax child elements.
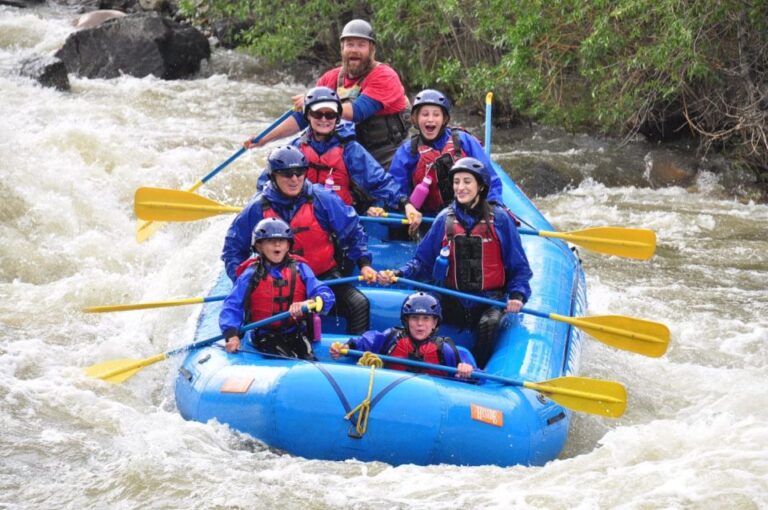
<box><xmin>344</xmin><ymin>353</ymin><xmax>383</xmax><ymax>437</ymax></box>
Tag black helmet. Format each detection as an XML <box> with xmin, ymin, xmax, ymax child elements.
<box><xmin>340</xmin><ymin>19</ymin><xmax>375</xmax><ymax>43</ymax></box>
<box><xmin>411</xmin><ymin>89</ymin><xmax>451</xmax><ymax>118</ymax></box>
<box><xmin>448</xmin><ymin>157</ymin><xmax>491</xmax><ymax>198</ymax></box>
<box><xmin>251</xmin><ymin>217</ymin><xmax>293</xmax><ymax>249</ymax></box>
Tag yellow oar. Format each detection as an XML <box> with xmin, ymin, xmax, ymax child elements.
<box><xmin>135</xmin><ymin>187</ymin><xmax>242</xmax><ymax>222</ymax></box>
<box><xmin>136</xmin><ymin>188</ymin><xmax>657</xmax><ymax>259</ymax></box>
<box><xmin>341</xmin><ymin>348</ymin><xmax>626</xmax><ymax>418</ymax></box>
<box><xmin>520</xmin><ymin>226</ymin><xmax>657</xmax><ymax>260</ymax></box>
<box><xmin>83</xmin><ymin>276</ymin><xmax>360</xmax><ymax>314</ymax></box>
<box><xmin>395</xmin><ymin>277</ymin><xmax>670</xmax><ymax>358</ymax></box>
<box><xmin>135</xmin><ymin>110</ymin><xmax>293</xmax><ymax>242</ymax></box>
<box><xmin>85</xmin><ymin>297</ymin><xmax>323</xmax><ymax>384</ymax></box>
<box><xmin>379</xmin><ymin>211</ymin><xmax>656</xmax><ymax>260</ymax></box>
<box><xmin>83</xmin><ymin>296</ymin><xmax>222</xmax><ymax>313</ymax></box>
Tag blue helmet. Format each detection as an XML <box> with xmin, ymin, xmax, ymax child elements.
<box><xmin>303</xmin><ymin>86</ymin><xmax>342</xmax><ymax>119</ymax></box>
<box><xmin>251</xmin><ymin>217</ymin><xmax>293</xmax><ymax>248</ymax></box>
<box><xmin>340</xmin><ymin>19</ymin><xmax>375</xmax><ymax>43</ymax></box>
<box><xmin>265</xmin><ymin>145</ymin><xmax>308</xmax><ymax>178</ymax></box>
<box><xmin>400</xmin><ymin>292</ymin><xmax>442</xmax><ymax>325</ymax></box>
<box><xmin>411</xmin><ymin>89</ymin><xmax>451</xmax><ymax>118</ymax></box>
<box><xmin>448</xmin><ymin>157</ymin><xmax>491</xmax><ymax>195</ymax></box>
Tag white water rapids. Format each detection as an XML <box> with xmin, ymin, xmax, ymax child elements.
<box><xmin>1</xmin><ymin>6</ymin><xmax>766</xmax><ymax>509</ymax></box>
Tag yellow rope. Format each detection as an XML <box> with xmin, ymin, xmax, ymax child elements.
<box><xmin>357</xmin><ymin>351</ymin><xmax>383</xmax><ymax>368</ymax></box>
<box><xmin>344</xmin><ymin>355</ymin><xmax>381</xmax><ymax>437</ymax></box>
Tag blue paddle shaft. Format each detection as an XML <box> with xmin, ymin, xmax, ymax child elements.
<box><xmin>344</xmin><ymin>348</ymin><xmax>522</xmax><ymax>386</ymax></box>
<box><xmin>395</xmin><ymin>277</ymin><xmax>549</xmax><ymax>321</ymax></box>
<box><xmin>200</xmin><ymin>110</ymin><xmax>293</xmax><ymax>184</ymax></box>
<box><xmin>169</xmin><ymin>276</ymin><xmax>362</xmax><ymax>356</ymax></box>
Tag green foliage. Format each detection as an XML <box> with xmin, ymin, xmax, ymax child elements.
<box><xmin>183</xmin><ymin>0</ymin><xmax>768</xmax><ymax>169</ymax></box>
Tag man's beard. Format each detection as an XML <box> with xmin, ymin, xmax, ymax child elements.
<box><xmin>342</xmin><ymin>55</ymin><xmax>373</xmax><ymax>79</ymax></box>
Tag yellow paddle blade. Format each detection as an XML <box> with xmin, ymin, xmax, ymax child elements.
<box><xmin>524</xmin><ymin>376</ymin><xmax>627</xmax><ymax>418</ymax></box>
<box><xmin>552</xmin><ymin>313</ymin><xmax>670</xmax><ymax>358</ymax></box>
<box><xmin>541</xmin><ymin>227</ymin><xmax>656</xmax><ymax>260</ymax></box>
<box><xmin>134</xmin><ymin>187</ymin><xmax>242</xmax><ymax>222</ymax></box>
<box><xmin>84</xmin><ymin>354</ymin><xmax>168</xmax><ymax>384</ymax></box>
<box><xmin>83</xmin><ymin>297</ymin><xmax>206</xmax><ymax>314</ymax></box>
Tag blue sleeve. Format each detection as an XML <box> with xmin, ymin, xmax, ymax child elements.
<box><xmin>351</xmin><ymin>94</ymin><xmax>383</xmax><ymax>123</ymax></box>
<box><xmin>349</xmin><ymin>329</ymin><xmax>391</xmax><ymax>353</ymax></box>
<box><xmin>343</xmin><ymin>142</ymin><xmax>405</xmax><ymax>209</ymax></box>
<box><xmin>495</xmin><ymin>208</ymin><xmax>533</xmax><ymax>302</ymax></box>
<box><xmin>297</xmin><ymin>262</ymin><xmax>335</xmax><ymax>314</ymax></box>
<box><xmin>459</xmin><ymin>132</ymin><xmax>503</xmax><ymax>203</ymax></box>
<box><xmin>292</xmin><ymin>111</ymin><xmax>308</xmax><ymax>130</ymax></box>
<box><xmin>388</xmin><ymin>141</ymin><xmax>418</xmax><ymax>197</ymax></box>
<box><xmin>221</xmin><ymin>200</ymin><xmax>264</xmax><ymax>282</ymax></box>
<box><xmin>219</xmin><ymin>267</ymin><xmax>252</xmax><ymax>336</ymax></box>
<box><xmin>312</xmin><ymin>188</ymin><xmax>372</xmax><ymax>266</ymax></box>
<box><xmin>396</xmin><ymin>213</ymin><xmax>445</xmax><ymax>278</ymax></box>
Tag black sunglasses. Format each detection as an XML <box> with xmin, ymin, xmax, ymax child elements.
<box><xmin>308</xmin><ymin>110</ymin><xmax>339</xmax><ymax>120</ymax></box>
<box><xmin>275</xmin><ymin>168</ymin><xmax>307</xmax><ymax>178</ymax></box>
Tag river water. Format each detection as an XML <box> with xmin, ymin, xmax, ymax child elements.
<box><xmin>1</xmin><ymin>6</ymin><xmax>766</xmax><ymax>509</ymax></box>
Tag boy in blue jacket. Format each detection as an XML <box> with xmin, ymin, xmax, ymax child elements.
<box><xmin>330</xmin><ymin>292</ymin><xmax>475</xmax><ymax>378</ymax></box>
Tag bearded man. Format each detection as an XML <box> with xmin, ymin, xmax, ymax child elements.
<box><xmin>245</xmin><ymin>19</ymin><xmax>410</xmax><ymax>170</ymax></box>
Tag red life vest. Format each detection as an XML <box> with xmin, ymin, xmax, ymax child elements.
<box><xmin>411</xmin><ymin>129</ymin><xmax>465</xmax><ymax>212</ymax></box>
<box><xmin>385</xmin><ymin>329</ymin><xmax>458</xmax><ymax>376</ymax></box>
<box><xmin>263</xmin><ymin>200</ymin><xmax>337</xmax><ymax>276</ymax></box>
<box><xmin>299</xmin><ymin>135</ymin><xmax>355</xmax><ymax>206</ymax></box>
<box><xmin>240</xmin><ymin>256</ymin><xmax>308</xmax><ymax>330</ymax></box>
<box><xmin>442</xmin><ymin>210</ymin><xmax>506</xmax><ymax>292</ymax></box>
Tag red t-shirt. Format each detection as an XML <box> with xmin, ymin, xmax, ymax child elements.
<box><xmin>317</xmin><ymin>64</ymin><xmax>407</xmax><ymax>116</ymax></box>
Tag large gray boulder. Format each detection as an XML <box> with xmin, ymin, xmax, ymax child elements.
<box><xmin>55</xmin><ymin>13</ymin><xmax>210</xmax><ymax>79</ymax></box>
<box><xmin>19</xmin><ymin>55</ymin><xmax>70</xmax><ymax>91</ymax></box>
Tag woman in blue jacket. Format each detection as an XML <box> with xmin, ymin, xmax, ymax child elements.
<box><xmin>378</xmin><ymin>157</ymin><xmax>532</xmax><ymax>368</ymax></box>
<box><xmin>388</xmin><ymin>89</ymin><xmax>503</xmax><ymax>217</ymax></box>
<box><xmin>256</xmin><ymin>87</ymin><xmax>424</xmax><ymax>235</ymax></box>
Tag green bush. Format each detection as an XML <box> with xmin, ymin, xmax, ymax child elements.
<box><xmin>182</xmin><ymin>0</ymin><xmax>768</xmax><ymax>173</ymax></box>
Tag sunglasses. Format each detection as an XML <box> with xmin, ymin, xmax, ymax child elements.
<box><xmin>308</xmin><ymin>110</ymin><xmax>339</xmax><ymax>120</ymax></box>
<box><xmin>275</xmin><ymin>168</ymin><xmax>307</xmax><ymax>178</ymax></box>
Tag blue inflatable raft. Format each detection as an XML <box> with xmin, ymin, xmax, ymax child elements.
<box><xmin>174</xmin><ymin>164</ymin><xmax>586</xmax><ymax>466</ymax></box>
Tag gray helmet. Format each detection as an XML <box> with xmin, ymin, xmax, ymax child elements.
<box><xmin>340</xmin><ymin>19</ymin><xmax>375</xmax><ymax>43</ymax></box>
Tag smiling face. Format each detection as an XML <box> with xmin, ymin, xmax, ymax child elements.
<box><xmin>414</xmin><ymin>105</ymin><xmax>447</xmax><ymax>141</ymax></box>
<box><xmin>273</xmin><ymin>169</ymin><xmax>306</xmax><ymax>198</ymax></box>
<box><xmin>341</xmin><ymin>37</ymin><xmax>373</xmax><ymax>78</ymax></box>
<box><xmin>308</xmin><ymin>108</ymin><xmax>339</xmax><ymax>139</ymax></box>
<box><xmin>406</xmin><ymin>314</ymin><xmax>439</xmax><ymax>341</ymax></box>
<box><xmin>453</xmin><ymin>171</ymin><xmax>481</xmax><ymax>205</ymax></box>
<box><xmin>255</xmin><ymin>238</ymin><xmax>290</xmax><ymax>264</ymax></box>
